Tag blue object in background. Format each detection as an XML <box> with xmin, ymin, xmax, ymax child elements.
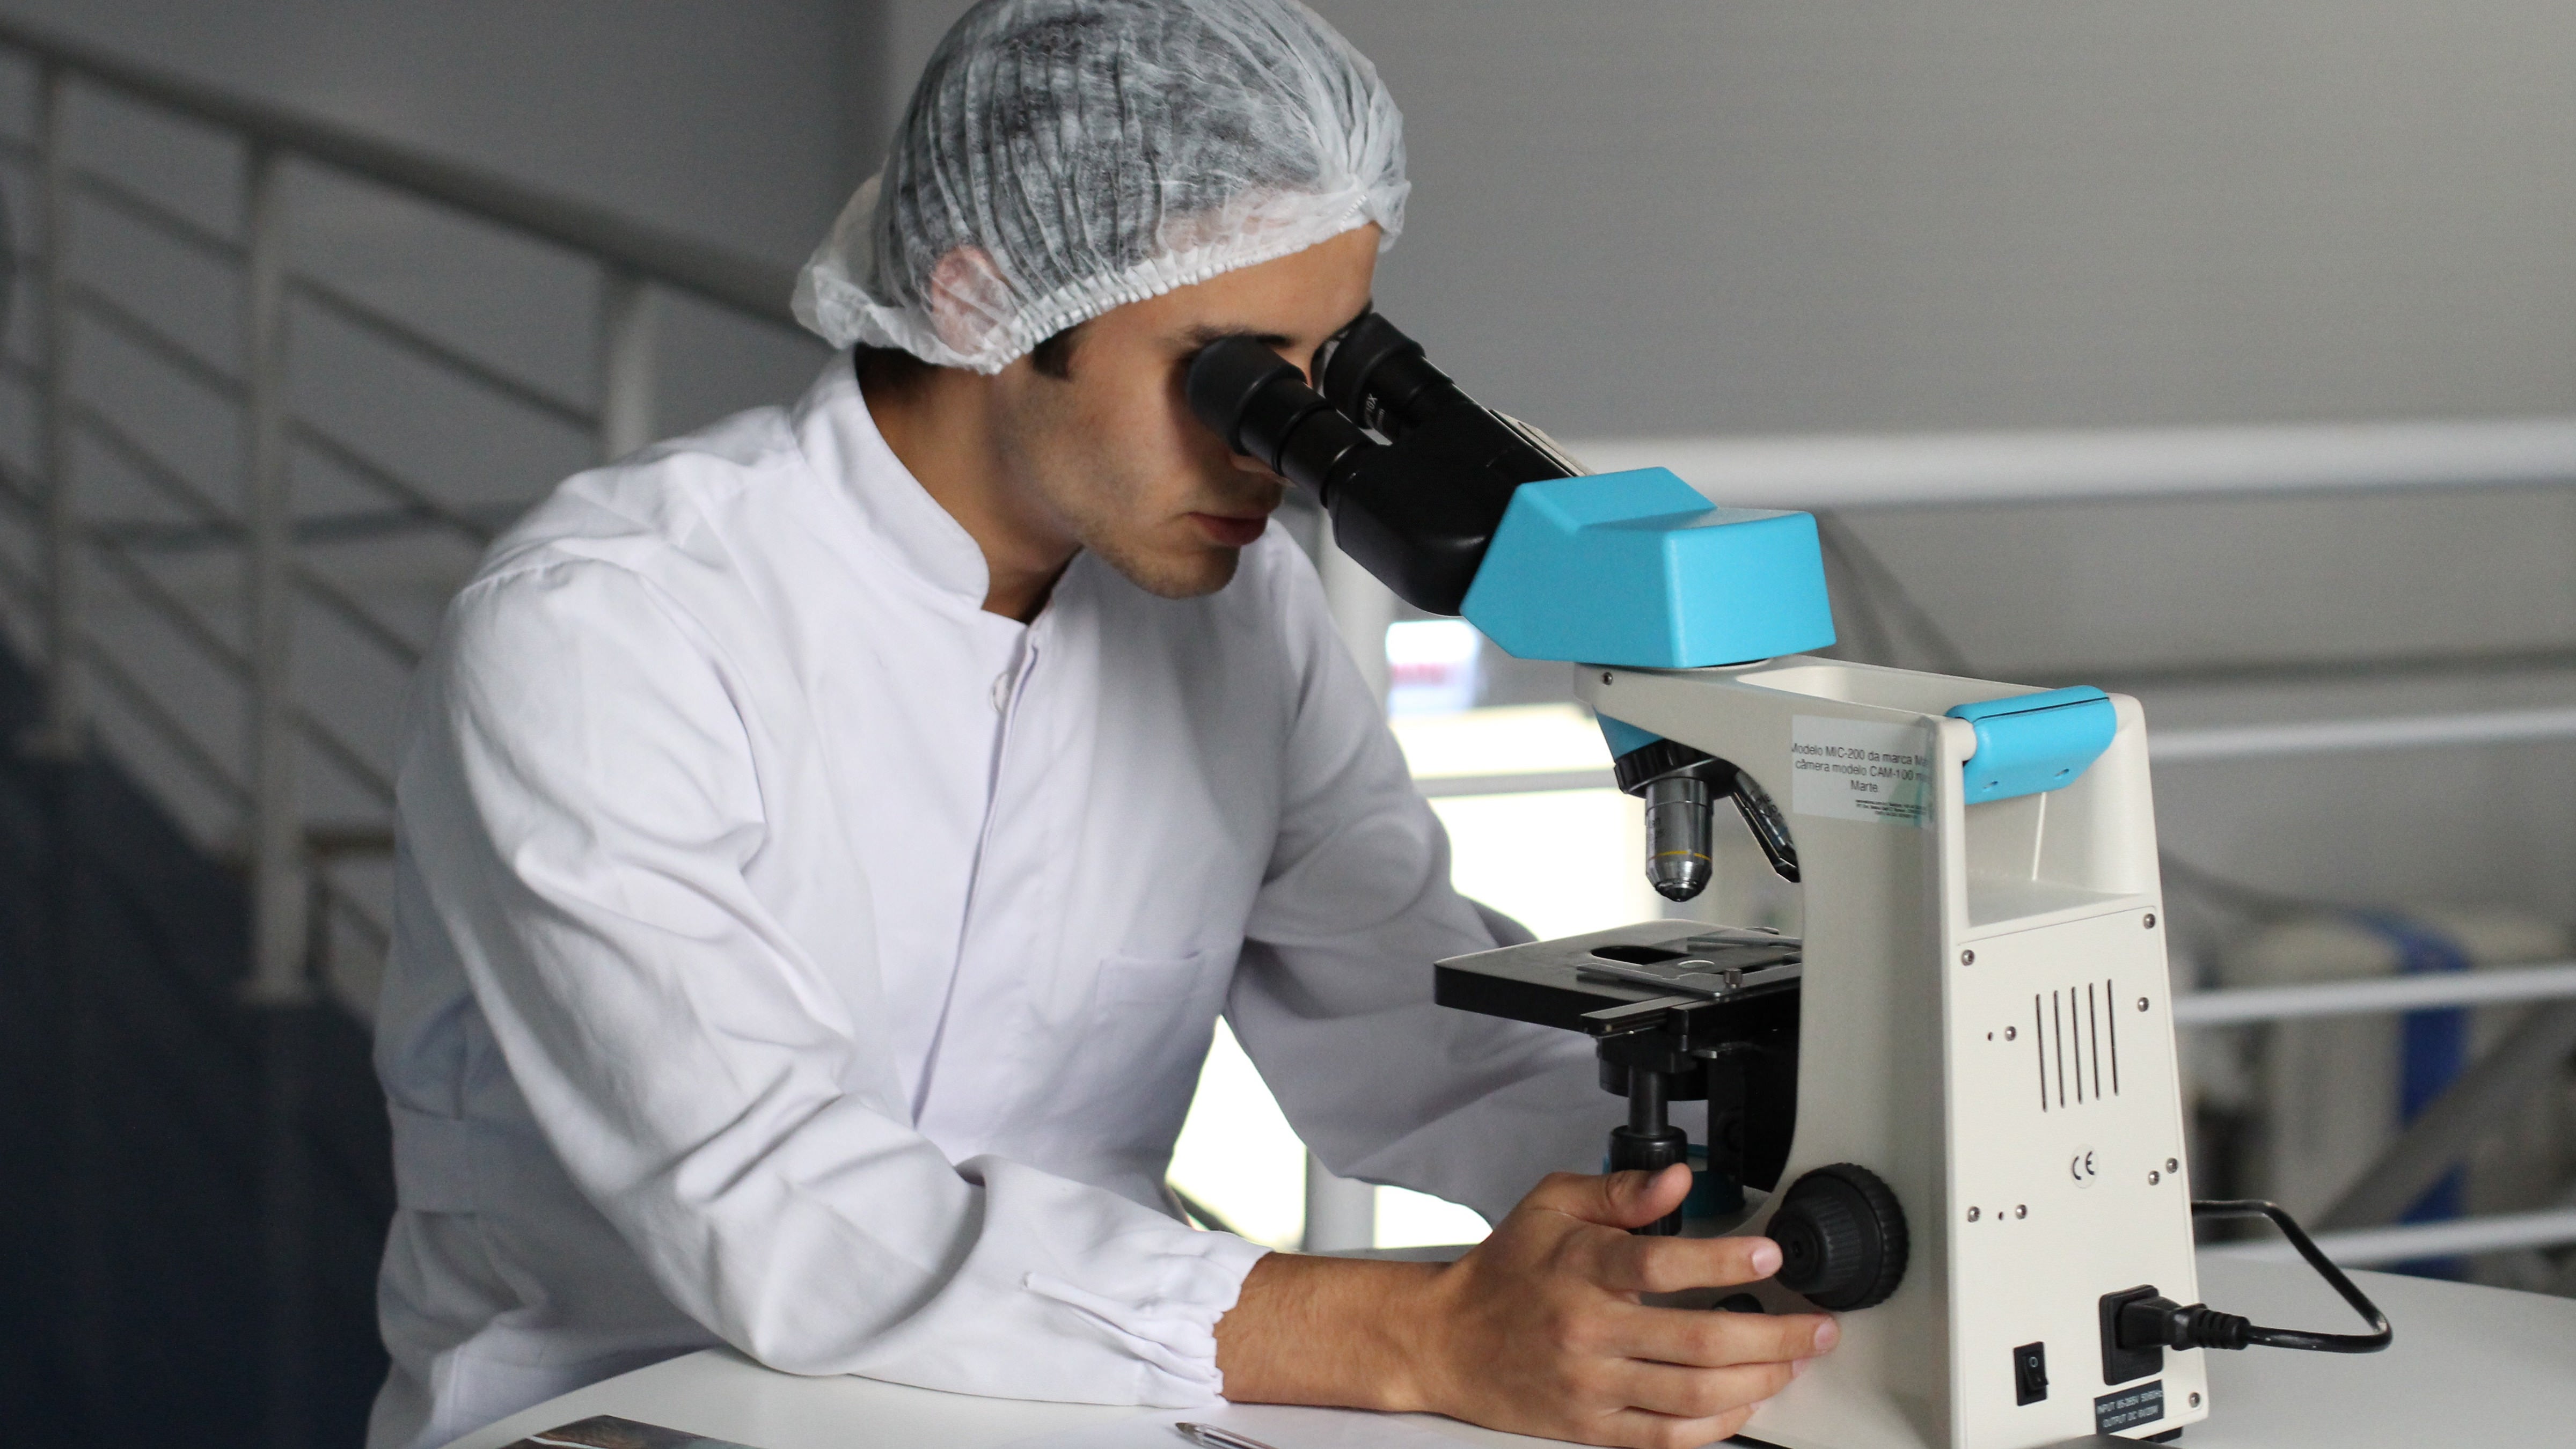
<box><xmin>1461</xmin><ymin>468</ymin><xmax>1837</xmax><ymax>669</ymax></box>
<box><xmin>1946</xmin><ymin>686</ymin><xmax>2118</xmax><ymax>804</ymax></box>
<box><xmin>2349</xmin><ymin>911</ymin><xmax>2471</xmax><ymax>1279</ymax></box>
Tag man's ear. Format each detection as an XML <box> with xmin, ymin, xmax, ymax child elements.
<box><xmin>926</xmin><ymin>246</ymin><xmax>1015</xmax><ymax>358</ymax></box>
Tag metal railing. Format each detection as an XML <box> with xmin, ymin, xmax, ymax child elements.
<box><xmin>0</xmin><ymin>17</ymin><xmax>814</xmax><ymax>1012</ymax></box>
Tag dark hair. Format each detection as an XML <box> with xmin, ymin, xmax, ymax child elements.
<box><xmin>1028</xmin><ymin>324</ymin><xmax>1081</xmax><ymax>379</ymax></box>
<box><xmin>855</xmin><ymin>344</ymin><xmax>931</xmax><ymax>392</ymax></box>
<box><xmin>859</xmin><ymin>324</ymin><xmax>1081</xmax><ymax>387</ymax></box>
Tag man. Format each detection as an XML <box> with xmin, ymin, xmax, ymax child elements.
<box><xmin>370</xmin><ymin>4</ymin><xmax>1836</xmax><ymax>1448</ymax></box>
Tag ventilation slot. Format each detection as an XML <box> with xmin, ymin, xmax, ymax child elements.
<box><xmin>2032</xmin><ymin>981</ymin><xmax>2123</xmax><ymax>1113</ymax></box>
<box><xmin>2033</xmin><ymin>994</ymin><xmax>2048</xmax><ymax>1111</ymax></box>
<box><xmin>2104</xmin><ymin>976</ymin><xmax>2120</xmax><ymax>1096</ymax></box>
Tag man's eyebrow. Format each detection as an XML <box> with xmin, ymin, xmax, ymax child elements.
<box><xmin>1180</xmin><ymin>323</ymin><xmax>1294</xmax><ymax>349</ymax></box>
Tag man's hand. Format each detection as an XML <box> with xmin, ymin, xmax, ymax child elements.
<box><xmin>1214</xmin><ymin>1166</ymin><xmax>1839</xmax><ymax>1448</ymax></box>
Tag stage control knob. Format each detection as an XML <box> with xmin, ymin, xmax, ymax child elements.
<box><xmin>1764</xmin><ymin>1163</ymin><xmax>1909</xmax><ymax>1311</ymax></box>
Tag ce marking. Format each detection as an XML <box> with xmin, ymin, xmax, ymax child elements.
<box><xmin>2069</xmin><ymin>1146</ymin><xmax>2099</xmax><ymax>1188</ymax></box>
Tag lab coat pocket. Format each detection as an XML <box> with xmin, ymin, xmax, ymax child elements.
<box><xmin>1060</xmin><ymin>950</ymin><xmax>1228</xmax><ymax>1144</ymax></box>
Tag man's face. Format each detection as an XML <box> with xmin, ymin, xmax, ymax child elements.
<box><xmin>984</xmin><ymin>225</ymin><xmax>1380</xmax><ymax>599</ymax></box>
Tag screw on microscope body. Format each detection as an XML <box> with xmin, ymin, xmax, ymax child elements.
<box><xmin>2138</xmin><ymin>997</ymin><xmax>2150</xmax><ymax>1012</ymax></box>
<box><xmin>2004</xmin><ymin>1025</ymin><xmax>2017</xmax><ymax>1041</ymax></box>
<box><xmin>2190</xmin><ymin>1393</ymin><xmax>2202</xmax><ymax>1409</ymax></box>
<box><xmin>1960</xmin><ymin>949</ymin><xmax>1975</xmax><ymax>965</ymax></box>
<box><xmin>2167</xmin><ymin>1158</ymin><xmax>2179</xmax><ymax>1173</ymax></box>
<box><xmin>2149</xmin><ymin>1170</ymin><xmax>2162</xmax><ymax>1185</ymax></box>
<box><xmin>1602</xmin><ymin>672</ymin><xmax>1615</xmax><ymax>684</ymax></box>
<box><xmin>1967</xmin><ymin>1206</ymin><xmax>1980</xmax><ymax>1221</ymax></box>
<box><xmin>2143</xmin><ymin>912</ymin><xmax>2157</xmax><ymax>928</ymax></box>
<box><xmin>2014</xmin><ymin>1205</ymin><xmax>2027</xmax><ymax>1219</ymax></box>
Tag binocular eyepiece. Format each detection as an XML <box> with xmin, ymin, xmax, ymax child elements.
<box><xmin>1184</xmin><ymin>312</ymin><xmax>1470</xmax><ymax>504</ymax></box>
<box><xmin>1183</xmin><ymin>312</ymin><xmax>1578</xmax><ymax>616</ymax></box>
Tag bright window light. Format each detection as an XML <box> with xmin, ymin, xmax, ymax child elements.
<box><xmin>1385</xmin><ymin>619</ymin><xmax>1482</xmax><ymax>716</ymax></box>
<box><xmin>1169</xmin><ymin>1021</ymin><xmax>1305</xmax><ymax>1249</ymax></box>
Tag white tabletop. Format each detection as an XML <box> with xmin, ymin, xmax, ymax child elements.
<box><xmin>447</xmin><ymin>1254</ymin><xmax>2576</xmax><ymax>1449</ymax></box>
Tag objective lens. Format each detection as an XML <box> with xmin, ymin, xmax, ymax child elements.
<box><xmin>1643</xmin><ymin>774</ymin><xmax>1715</xmax><ymax>902</ymax></box>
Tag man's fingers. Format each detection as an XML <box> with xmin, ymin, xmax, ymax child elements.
<box><xmin>1596</xmin><ymin>1231</ymin><xmax>1783</xmax><ymax>1295</ymax></box>
<box><xmin>1590</xmin><ymin>1404</ymin><xmax>1759</xmax><ymax>1449</ymax></box>
<box><xmin>1615</xmin><ymin>1302</ymin><xmax>1840</xmax><ymax>1368</ymax></box>
<box><xmin>1523</xmin><ymin>1166</ymin><xmax>1695</xmax><ymax>1231</ymax></box>
<box><xmin>1609</xmin><ymin>1359</ymin><xmax>1799</xmax><ymax>1423</ymax></box>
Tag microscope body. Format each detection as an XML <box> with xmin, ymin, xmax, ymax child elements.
<box><xmin>1185</xmin><ymin>315</ymin><xmax>2209</xmax><ymax>1447</ymax></box>
<box><xmin>1557</xmin><ymin>657</ymin><xmax>2205</xmax><ymax>1448</ymax></box>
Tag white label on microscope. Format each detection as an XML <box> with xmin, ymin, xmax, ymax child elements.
<box><xmin>1790</xmin><ymin>715</ymin><xmax>1931</xmax><ymax>825</ymax></box>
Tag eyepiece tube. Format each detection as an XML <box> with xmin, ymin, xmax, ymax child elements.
<box><xmin>1316</xmin><ymin>312</ymin><xmax>1469</xmax><ymax>440</ymax></box>
<box><xmin>1643</xmin><ymin>774</ymin><xmax>1716</xmax><ymax>902</ymax></box>
<box><xmin>1184</xmin><ymin>336</ymin><xmax>1375</xmax><ymax>502</ymax></box>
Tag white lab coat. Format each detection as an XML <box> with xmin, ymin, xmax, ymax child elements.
<box><xmin>368</xmin><ymin>355</ymin><xmax>1620</xmax><ymax>1449</ymax></box>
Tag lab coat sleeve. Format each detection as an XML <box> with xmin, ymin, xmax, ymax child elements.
<box><xmin>406</xmin><ymin>555</ymin><xmax>1265</xmax><ymax>1403</ymax></box>
<box><xmin>1227</xmin><ymin>555</ymin><xmax>1627</xmax><ymax>1225</ymax></box>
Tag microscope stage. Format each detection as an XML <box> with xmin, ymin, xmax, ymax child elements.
<box><xmin>1435</xmin><ymin>919</ymin><xmax>1803</xmax><ymax>1034</ymax></box>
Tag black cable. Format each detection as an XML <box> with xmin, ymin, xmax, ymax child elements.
<box><xmin>1810</xmin><ymin>510</ymin><xmax>1978</xmax><ymax>676</ymax></box>
<box><xmin>0</xmin><ymin>174</ymin><xmax>15</xmax><ymax>343</ymax></box>
<box><xmin>1163</xmin><ymin>1182</ymin><xmax>1241</xmax><ymax>1237</ymax></box>
<box><xmin>2118</xmin><ymin>1199</ymin><xmax>2394</xmax><ymax>1357</ymax></box>
<box><xmin>2190</xmin><ymin>1199</ymin><xmax>2392</xmax><ymax>1352</ymax></box>
<box><xmin>1809</xmin><ymin>513</ymin><xmax>1900</xmax><ymax>667</ymax></box>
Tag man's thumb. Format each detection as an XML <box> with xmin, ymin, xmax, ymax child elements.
<box><xmin>1535</xmin><ymin>1165</ymin><xmax>1693</xmax><ymax>1228</ymax></box>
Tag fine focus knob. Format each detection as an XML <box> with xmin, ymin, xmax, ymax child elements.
<box><xmin>1764</xmin><ymin>1163</ymin><xmax>1908</xmax><ymax>1311</ymax></box>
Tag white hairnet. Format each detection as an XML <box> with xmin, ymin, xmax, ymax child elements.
<box><xmin>793</xmin><ymin>0</ymin><xmax>1407</xmax><ymax>374</ymax></box>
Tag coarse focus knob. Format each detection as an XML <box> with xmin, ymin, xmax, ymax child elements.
<box><xmin>1764</xmin><ymin>1163</ymin><xmax>1908</xmax><ymax>1311</ymax></box>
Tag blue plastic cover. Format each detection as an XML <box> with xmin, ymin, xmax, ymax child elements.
<box><xmin>1946</xmin><ymin>686</ymin><xmax>2117</xmax><ymax>805</ymax></box>
<box><xmin>1459</xmin><ymin>468</ymin><xmax>1837</xmax><ymax>669</ymax></box>
<box><xmin>1597</xmin><ymin>714</ymin><xmax>1661</xmax><ymax>760</ymax></box>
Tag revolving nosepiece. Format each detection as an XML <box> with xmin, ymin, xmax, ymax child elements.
<box><xmin>1643</xmin><ymin>774</ymin><xmax>1715</xmax><ymax>902</ymax></box>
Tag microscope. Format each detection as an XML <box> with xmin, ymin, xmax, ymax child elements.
<box><xmin>1188</xmin><ymin>317</ymin><xmax>2389</xmax><ymax>1449</ymax></box>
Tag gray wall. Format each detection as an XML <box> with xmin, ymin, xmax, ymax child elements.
<box><xmin>1323</xmin><ymin>0</ymin><xmax>2576</xmax><ymax>437</ymax></box>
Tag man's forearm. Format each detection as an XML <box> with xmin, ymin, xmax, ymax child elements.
<box><xmin>1214</xmin><ymin>1251</ymin><xmax>1444</xmax><ymax>1410</ymax></box>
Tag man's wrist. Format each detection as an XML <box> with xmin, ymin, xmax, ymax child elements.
<box><xmin>1376</xmin><ymin>1254</ymin><xmax>1456</xmax><ymax>1417</ymax></box>
<box><xmin>1214</xmin><ymin>1251</ymin><xmax>1450</xmax><ymax>1413</ymax></box>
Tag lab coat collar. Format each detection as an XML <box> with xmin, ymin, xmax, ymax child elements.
<box><xmin>793</xmin><ymin>352</ymin><xmax>995</xmax><ymax>609</ymax></box>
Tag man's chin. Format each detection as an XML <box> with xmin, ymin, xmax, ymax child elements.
<box><xmin>1093</xmin><ymin>540</ymin><xmax>1243</xmax><ymax>600</ymax></box>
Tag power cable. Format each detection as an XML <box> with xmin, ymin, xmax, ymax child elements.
<box><xmin>1810</xmin><ymin>510</ymin><xmax>1975</xmax><ymax>676</ymax></box>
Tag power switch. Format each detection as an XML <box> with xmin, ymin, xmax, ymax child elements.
<box><xmin>2012</xmin><ymin>1341</ymin><xmax>2048</xmax><ymax>1406</ymax></box>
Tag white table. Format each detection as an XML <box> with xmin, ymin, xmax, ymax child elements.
<box><xmin>447</xmin><ymin>1255</ymin><xmax>2576</xmax><ymax>1449</ymax></box>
